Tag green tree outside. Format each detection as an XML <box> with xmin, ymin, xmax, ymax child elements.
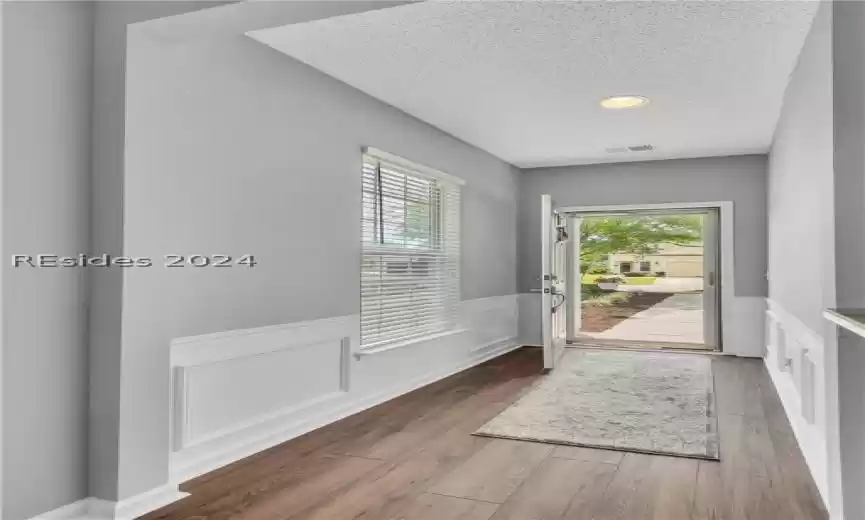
<box><xmin>580</xmin><ymin>214</ymin><xmax>703</xmax><ymax>271</ymax></box>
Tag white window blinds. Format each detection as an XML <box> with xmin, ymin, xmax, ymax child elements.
<box><xmin>361</xmin><ymin>149</ymin><xmax>462</xmax><ymax>349</ymax></box>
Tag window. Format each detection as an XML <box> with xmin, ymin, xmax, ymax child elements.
<box><xmin>361</xmin><ymin>148</ymin><xmax>463</xmax><ymax>349</ymax></box>
<box><xmin>639</xmin><ymin>261</ymin><xmax>651</xmax><ymax>272</ymax></box>
<box><xmin>619</xmin><ymin>262</ymin><xmax>632</xmax><ymax>273</ymax></box>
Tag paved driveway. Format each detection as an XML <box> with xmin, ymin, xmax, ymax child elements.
<box><xmin>580</xmin><ymin>292</ymin><xmax>704</xmax><ymax>345</ymax></box>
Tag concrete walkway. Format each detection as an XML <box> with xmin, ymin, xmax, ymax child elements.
<box><xmin>581</xmin><ymin>292</ymin><xmax>704</xmax><ymax>345</ymax></box>
<box><xmin>617</xmin><ymin>277</ymin><xmax>704</xmax><ymax>293</ymax></box>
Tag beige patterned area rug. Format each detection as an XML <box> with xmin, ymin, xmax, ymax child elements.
<box><xmin>475</xmin><ymin>349</ymin><xmax>719</xmax><ymax>460</ymax></box>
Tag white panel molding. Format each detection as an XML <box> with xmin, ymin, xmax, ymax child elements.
<box><xmin>724</xmin><ymin>296</ymin><xmax>767</xmax><ymax>358</ymax></box>
<box><xmin>764</xmin><ymin>298</ymin><xmax>828</xmax><ymax>509</ymax></box>
<box><xmin>460</xmin><ymin>294</ymin><xmax>519</xmax><ymax>352</ymax></box>
<box><xmin>517</xmin><ymin>292</ymin><xmax>542</xmax><ymax>346</ymax></box>
<box><xmin>168</xmin><ymin>295</ymin><xmax>520</xmax><ymax>483</ymax></box>
<box><xmin>169</xmin><ymin>315</ymin><xmax>355</xmax><ymax>476</ymax></box>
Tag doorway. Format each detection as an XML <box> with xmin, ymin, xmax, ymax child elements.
<box><xmin>563</xmin><ymin>207</ymin><xmax>721</xmax><ymax>351</ymax></box>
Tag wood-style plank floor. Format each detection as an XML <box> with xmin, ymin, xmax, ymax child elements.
<box><xmin>141</xmin><ymin>347</ymin><xmax>828</xmax><ymax>520</ymax></box>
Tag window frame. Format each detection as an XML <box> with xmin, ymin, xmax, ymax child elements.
<box><xmin>360</xmin><ymin>148</ymin><xmax>464</xmax><ymax>352</ymax></box>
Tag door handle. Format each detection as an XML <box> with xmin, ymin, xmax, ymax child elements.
<box><xmin>552</xmin><ymin>293</ymin><xmax>566</xmax><ymax>312</ymax></box>
<box><xmin>708</xmin><ymin>271</ymin><xmax>715</xmax><ymax>287</ymax></box>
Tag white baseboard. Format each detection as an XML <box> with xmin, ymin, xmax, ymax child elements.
<box><xmin>28</xmin><ymin>500</ymin><xmax>91</xmax><ymax>520</ymax></box>
<box><xmin>111</xmin><ymin>484</ymin><xmax>189</xmax><ymax>520</ymax></box>
<box><xmin>28</xmin><ymin>485</ymin><xmax>188</xmax><ymax>520</ymax></box>
<box><xmin>764</xmin><ymin>299</ymin><xmax>829</xmax><ymax>510</ymax></box>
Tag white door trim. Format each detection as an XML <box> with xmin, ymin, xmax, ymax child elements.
<box><xmin>702</xmin><ymin>208</ymin><xmax>721</xmax><ymax>349</ymax></box>
<box><xmin>565</xmin><ymin>216</ymin><xmax>582</xmax><ymax>339</ymax></box>
<box><xmin>559</xmin><ymin>201</ymin><xmax>735</xmax><ymax>353</ymax></box>
<box><xmin>557</xmin><ymin>201</ymin><xmax>734</xmax><ymax>214</ymax></box>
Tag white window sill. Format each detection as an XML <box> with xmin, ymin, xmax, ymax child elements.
<box><xmin>355</xmin><ymin>327</ymin><xmax>468</xmax><ymax>358</ymax></box>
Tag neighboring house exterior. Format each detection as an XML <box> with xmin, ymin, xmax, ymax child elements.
<box><xmin>608</xmin><ymin>242</ymin><xmax>703</xmax><ymax>277</ymax></box>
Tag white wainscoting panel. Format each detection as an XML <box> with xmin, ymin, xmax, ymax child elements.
<box><xmin>723</xmin><ymin>296</ymin><xmax>767</xmax><ymax>357</ymax></box>
<box><xmin>518</xmin><ymin>293</ymin><xmax>542</xmax><ymax>346</ymax></box>
<box><xmin>179</xmin><ymin>336</ymin><xmax>348</xmax><ymax>449</ymax></box>
<box><xmin>765</xmin><ymin>299</ymin><xmax>828</xmax><ymax>508</ymax></box>
<box><xmin>168</xmin><ymin>295</ymin><xmax>521</xmax><ymax>482</ymax></box>
<box><xmin>461</xmin><ymin>294</ymin><xmax>519</xmax><ymax>351</ymax></box>
<box><xmin>169</xmin><ymin>315</ymin><xmax>354</xmax><ymax>475</ymax></box>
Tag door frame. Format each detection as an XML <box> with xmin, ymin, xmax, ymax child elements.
<box><xmin>565</xmin><ymin>216</ymin><xmax>581</xmax><ymax>340</ymax></box>
<box><xmin>557</xmin><ymin>201</ymin><xmax>734</xmax><ymax>353</ymax></box>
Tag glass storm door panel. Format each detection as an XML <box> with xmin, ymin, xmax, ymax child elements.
<box><xmin>542</xmin><ymin>194</ymin><xmax>567</xmax><ymax>371</ymax></box>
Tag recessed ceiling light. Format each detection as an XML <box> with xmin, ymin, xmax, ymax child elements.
<box><xmin>600</xmin><ymin>95</ymin><xmax>650</xmax><ymax>109</ymax></box>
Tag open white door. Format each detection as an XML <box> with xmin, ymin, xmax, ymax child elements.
<box><xmin>542</xmin><ymin>195</ymin><xmax>567</xmax><ymax>371</ymax></box>
<box><xmin>702</xmin><ymin>209</ymin><xmax>720</xmax><ymax>350</ymax></box>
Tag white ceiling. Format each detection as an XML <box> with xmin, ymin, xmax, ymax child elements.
<box><xmin>249</xmin><ymin>1</ymin><xmax>819</xmax><ymax>168</ymax></box>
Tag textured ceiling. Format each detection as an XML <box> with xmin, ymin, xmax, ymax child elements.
<box><xmin>249</xmin><ymin>1</ymin><xmax>819</xmax><ymax>168</ymax></box>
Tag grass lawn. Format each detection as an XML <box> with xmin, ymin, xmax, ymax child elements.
<box><xmin>581</xmin><ymin>274</ymin><xmax>657</xmax><ymax>285</ymax></box>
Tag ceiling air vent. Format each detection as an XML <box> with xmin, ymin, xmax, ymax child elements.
<box><xmin>627</xmin><ymin>144</ymin><xmax>654</xmax><ymax>152</ymax></box>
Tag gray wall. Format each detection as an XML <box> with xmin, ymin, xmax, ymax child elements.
<box><xmin>115</xmin><ymin>1</ymin><xmax>518</xmax><ymax>500</ymax></box>
<box><xmin>767</xmin><ymin>2</ymin><xmax>834</xmax><ymax>337</ymax></box>
<box><xmin>517</xmin><ymin>155</ymin><xmax>769</xmax><ymax>296</ymax></box>
<box><xmin>833</xmin><ymin>2</ymin><xmax>865</xmax><ymax>518</ymax></box>
<box><xmin>1</xmin><ymin>2</ymin><xmax>93</xmax><ymax>518</ymax></box>
<box><xmin>767</xmin><ymin>5</ymin><xmax>844</xmax><ymax>516</ymax></box>
<box><xmin>88</xmin><ymin>0</ymin><xmax>230</xmax><ymax>501</ymax></box>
